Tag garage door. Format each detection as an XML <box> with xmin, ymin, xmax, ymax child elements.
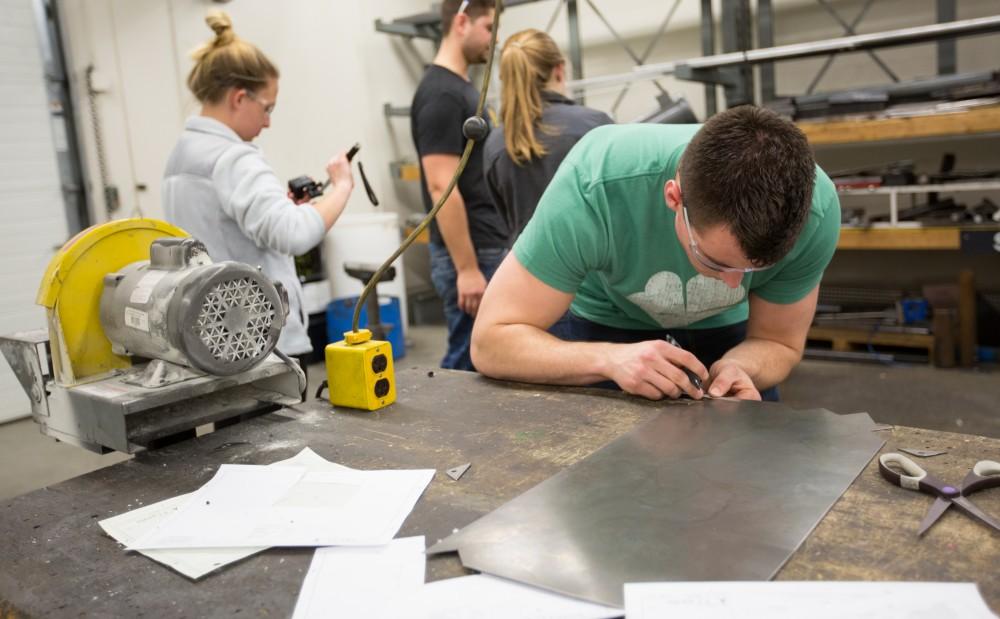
<box><xmin>0</xmin><ymin>0</ymin><xmax>70</xmax><ymax>423</ymax></box>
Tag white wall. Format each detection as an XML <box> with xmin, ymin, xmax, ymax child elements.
<box><xmin>58</xmin><ymin>0</ymin><xmax>436</xmax><ymax>223</ymax></box>
<box><xmin>0</xmin><ymin>0</ymin><xmax>70</xmax><ymax>422</ymax></box>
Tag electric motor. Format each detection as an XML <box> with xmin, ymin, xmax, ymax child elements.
<box><xmin>100</xmin><ymin>237</ymin><xmax>288</xmax><ymax>376</ymax></box>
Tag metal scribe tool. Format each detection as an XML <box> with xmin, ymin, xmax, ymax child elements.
<box><xmin>664</xmin><ymin>334</ymin><xmax>703</xmax><ymax>393</ymax></box>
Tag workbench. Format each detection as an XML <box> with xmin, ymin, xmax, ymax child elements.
<box><xmin>1</xmin><ymin>367</ymin><xmax>997</xmax><ymax>617</ymax></box>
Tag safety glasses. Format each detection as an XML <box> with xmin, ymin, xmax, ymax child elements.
<box><xmin>681</xmin><ymin>205</ymin><xmax>771</xmax><ymax>274</ymax></box>
<box><xmin>245</xmin><ymin>89</ymin><xmax>275</xmax><ymax>116</ymax></box>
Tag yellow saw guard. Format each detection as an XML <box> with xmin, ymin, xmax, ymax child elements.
<box><xmin>36</xmin><ymin>218</ymin><xmax>187</xmax><ymax>385</ymax></box>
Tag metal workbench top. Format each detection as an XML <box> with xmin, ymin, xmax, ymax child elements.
<box><xmin>1</xmin><ymin>367</ymin><xmax>997</xmax><ymax>617</ymax></box>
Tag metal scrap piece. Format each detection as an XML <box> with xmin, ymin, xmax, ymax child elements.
<box><xmin>428</xmin><ymin>400</ymin><xmax>884</xmax><ymax>607</ymax></box>
<box><xmin>446</xmin><ymin>463</ymin><xmax>471</xmax><ymax>481</ymax></box>
<box><xmin>899</xmin><ymin>447</ymin><xmax>947</xmax><ymax>458</ymax></box>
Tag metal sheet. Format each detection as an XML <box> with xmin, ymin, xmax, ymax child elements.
<box><xmin>428</xmin><ymin>400</ymin><xmax>884</xmax><ymax>607</ymax></box>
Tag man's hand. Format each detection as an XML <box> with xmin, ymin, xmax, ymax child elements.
<box><xmin>603</xmin><ymin>340</ymin><xmax>709</xmax><ymax>400</ymax></box>
<box><xmin>456</xmin><ymin>267</ymin><xmax>487</xmax><ymax>316</ymax></box>
<box><xmin>707</xmin><ymin>359</ymin><xmax>761</xmax><ymax>400</ymax></box>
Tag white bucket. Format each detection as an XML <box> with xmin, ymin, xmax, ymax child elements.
<box><xmin>322</xmin><ymin>212</ymin><xmax>408</xmax><ymax>333</ymax></box>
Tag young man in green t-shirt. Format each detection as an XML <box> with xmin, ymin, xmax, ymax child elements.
<box><xmin>471</xmin><ymin>106</ymin><xmax>840</xmax><ymax>401</ymax></box>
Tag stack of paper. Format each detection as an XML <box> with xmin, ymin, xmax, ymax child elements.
<box><xmin>99</xmin><ymin>448</ymin><xmax>433</xmax><ymax>578</ymax></box>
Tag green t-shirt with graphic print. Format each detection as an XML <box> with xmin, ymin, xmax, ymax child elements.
<box><xmin>512</xmin><ymin>123</ymin><xmax>841</xmax><ymax>330</ymax></box>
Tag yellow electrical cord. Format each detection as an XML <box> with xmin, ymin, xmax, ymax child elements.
<box><xmin>351</xmin><ymin>0</ymin><xmax>503</xmax><ymax>333</ymax></box>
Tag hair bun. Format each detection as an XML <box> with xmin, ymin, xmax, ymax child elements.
<box><xmin>205</xmin><ymin>11</ymin><xmax>234</xmax><ymax>45</ymax></box>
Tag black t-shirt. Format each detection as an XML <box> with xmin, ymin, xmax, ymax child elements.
<box><xmin>483</xmin><ymin>91</ymin><xmax>613</xmax><ymax>243</ymax></box>
<box><xmin>411</xmin><ymin>65</ymin><xmax>508</xmax><ymax>249</ymax></box>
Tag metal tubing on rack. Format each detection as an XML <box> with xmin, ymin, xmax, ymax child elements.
<box><xmin>936</xmin><ymin>0</ymin><xmax>957</xmax><ymax>75</ymax></box>
<box><xmin>699</xmin><ymin>0</ymin><xmax>717</xmax><ymax>117</ymax></box>
<box><xmin>757</xmin><ymin>0</ymin><xmax>776</xmax><ymax>103</ymax></box>
<box><xmin>720</xmin><ymin>0</ymin><xmax>754</xmax><ymax>107</ymax></box>
<box><xmin>568</xmin><ymin>15</ymin><xmax>1000</xmax><ymax>93</ymax></box>
<box><xmin>567</xmin><ymin>0</ymin><xmax>584</xmax><ymax>104</ymax></box>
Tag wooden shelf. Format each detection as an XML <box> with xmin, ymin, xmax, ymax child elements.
<box><xmin>392</xmin><ymin>161</ymin><xmax>421</xmax><ymax>182</ymax></box>
<box><xmin>837</xmin><ymin>226</ymin><xmax>1000</xmax><ymax>251</ymax></box>
<box><xmin>798</xmin><ymin>105</ymin><xmax>1000</xmax><ymax>145</ymax></box>
<box><xmin>838</xmin><ymin>226</ymin><xmax>962</xmax><ymax>250</ymax></box>
<box><xmin>807</xmin><ymin>325</ymin><xmax>935</xmax><ymax>364</ymax></box>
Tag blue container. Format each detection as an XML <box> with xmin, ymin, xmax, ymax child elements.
<box><xmin>977</xmin><ymin>346</ymin><xmax>998</xmax><ymax>363</ymax></box>
<box><xmin>899</xmin><ymin>298</ymin><xmax>929</xmax><ymax>324</ymax></box>
<box><xmin>326</xmin><ymin>296</ymin><xmax>406</xmax><ymax>359</ymax></box>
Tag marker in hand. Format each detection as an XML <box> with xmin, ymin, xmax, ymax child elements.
<box><xmin>664</xmin><ymin>334</ymin><xmax>704</xmax><ymax>394</ymax></box>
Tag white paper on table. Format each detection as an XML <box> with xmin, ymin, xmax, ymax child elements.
<box><xmin>99</xmin><ymin>448</ymin><xmax>356</xmax><ymax>579</ymax></box>
<box><xmin>128</xmin><ymin>463</ymin><xmax>435</xmax><ymax>550</ymax></box>
<box><xmin>273</xmin><ymin>447</ymin><xmax>358</xmax><ymax>474</ymax></box>
<box><xmin>405</xmin><ymin>575</ymin><xmax>623</xmax><ymax>619</ymax></box>
<box><xmin>291</xmin><ymin>536</ymin><xmax>426</xmax><ymax>619</ymax></box>
<box><xmin>128</xmin><ymin>464</ymin><xmax>307</xmax><ymax>549</ymax></box>
<box><xmin>624</xmin><ymin>581</ymin><xmax>998</xmax><ymax>619</ymax></box>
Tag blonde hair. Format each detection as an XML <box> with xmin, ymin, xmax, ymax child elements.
<box><xmin>499</xmin><ymin>29</ymin><xmax>564</xmax><ymax>166</ymax></box>
<box><xmin>187</xmin><ymin>11</ymin><xmax>279</xmax><ymax>104</ymax></box>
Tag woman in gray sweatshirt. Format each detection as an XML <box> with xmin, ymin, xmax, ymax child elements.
<box><xmin>163</xmin><ymin>11</ymin><xmax>354</xmax><ymax>357</ymax></box>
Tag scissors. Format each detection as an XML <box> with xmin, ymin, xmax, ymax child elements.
<box><xmin>878</xmin><ymin>452</ymin><xmax>1000</xmax><ymax>536</ymax></box>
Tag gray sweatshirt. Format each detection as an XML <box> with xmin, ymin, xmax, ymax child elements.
<box><xmin>163</xmin><ymin>116</ymin><xmax>326</xmax><ymax>355</ymax></box>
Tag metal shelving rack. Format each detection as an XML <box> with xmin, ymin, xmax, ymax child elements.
<box><xmin>839</xmin><ymin>180</ymin><xmax>1000</xmax><ymax>227</ymax></box>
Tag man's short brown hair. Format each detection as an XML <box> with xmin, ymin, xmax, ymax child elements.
<box><xmin>441</xmin><ymin>0</ymin><xmax>495</xmax><ymax>36</ymax></box>
<box><xmin>679</xmin><ymin>105</ymin><xmax>816</xmax><ymax>267</ymax></box>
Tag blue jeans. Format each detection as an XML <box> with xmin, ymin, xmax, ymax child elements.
<box><xmin>429</xmin><ymin>243</ymin><xmax>508</xmax><ymax>371</ymax></box>
<box><xmin>549</xmin><ymin>312</ymin><xmax>780</xmax><ymax>401</ymax></box>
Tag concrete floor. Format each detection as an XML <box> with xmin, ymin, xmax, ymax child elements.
<box><xmin>1</xmin><ymin>324</ymin><xmax>996</xmax><ymax>501</ymax></box>
<box><xmin>782</xmin><ymin>359</ymin><xmax>999</xmax><ymax>438</ymax></box>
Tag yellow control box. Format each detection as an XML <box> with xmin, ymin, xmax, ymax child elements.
<box><xmin>324</xmin><ymin>329</ymin><xmax>396</xmax><ymax>411</ymax></box>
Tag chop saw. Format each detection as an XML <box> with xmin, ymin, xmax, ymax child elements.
<box><xmin>1</xmin><ymin>218</ymin><xmax>305</xmax><ymax>454</ymax></box>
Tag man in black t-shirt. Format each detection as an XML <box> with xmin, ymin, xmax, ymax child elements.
<box><xmin>411</xmin><ymin>0</ymin><xmax>508</xmax><ymax>371</ymax></box>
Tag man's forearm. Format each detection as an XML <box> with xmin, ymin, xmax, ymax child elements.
<box><xmin>433</xmin><ymin>189</ymin><xmax>478</xmax><ymax>271</ymax></box>
<box><xmin>718</xmin><ymin>337</ymin><xmax>802</xmax><ymax>389</ymax></box>
<box><xmin>473</xmin><ymin>322</ymin><xmax>613</xmax><ymax>385</ymax></box>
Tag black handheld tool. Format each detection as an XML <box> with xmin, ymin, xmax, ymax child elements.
<box><xmin>287</xmin><ymin>142</ymin><xmax>379</xmax><ymax>205</ymax></box>
<box><xmin>288</xmin><ymin>175</ymin><xmax>326</xmax><ymax>201</ymax></box>
<box><xmin>664</xmin><ymin>334</ymin><xmax>704</xmax><ymax>393</ymax></box>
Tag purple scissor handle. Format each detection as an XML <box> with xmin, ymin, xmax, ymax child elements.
<box><xmin>917</xmin><ymin>459</ymin><xmax>1000</xmax><ymax>536</ymax></box>
<box><xmin>879</xmin><ymin>453</ymin><xmax>1000</xmax><ymax>537</ymax></box>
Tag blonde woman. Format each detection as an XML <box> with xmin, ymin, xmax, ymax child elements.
<box><xmin>483</xmin><ymin>29</ymin><xmax>612</xmax><ymax>241</ymax></box>
<box><xmin>163</xmin><ymin>12</ymin><xmax>354</xmax><ymax>359</ymax></box>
